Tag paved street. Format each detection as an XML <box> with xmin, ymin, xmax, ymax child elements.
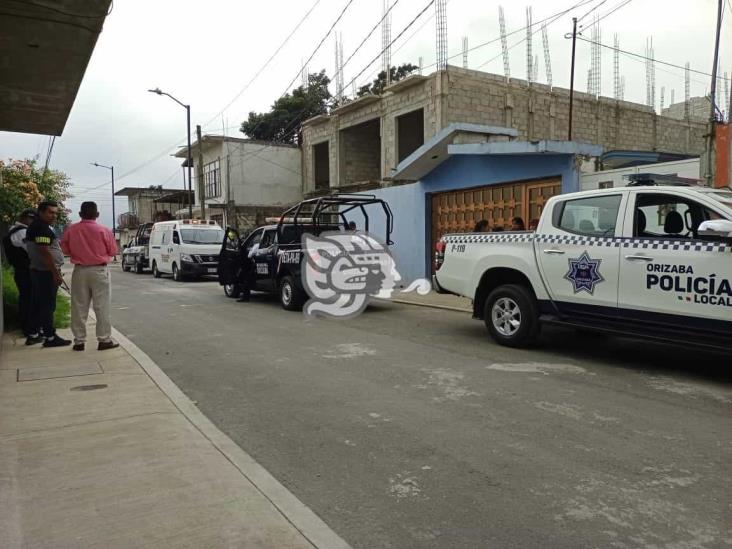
<box><xmin>109</xmin><ymin>267</ymin><xmax>732</xmax><ymax>549</ymax></box>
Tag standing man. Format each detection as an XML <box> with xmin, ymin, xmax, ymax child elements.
<box><xmin>60</xmin><ymin>202</ymin><xmax>119</xmax><ymax>351</ymax></box>
<box><xmin>25</xmin><ymin>201</ymin><xmax>71</xmax><ymax>348</ymax></box>
<box><xmin>2</xmin><ymin>209</ymin><xmax>41</xmax><ymax>344</ymax></box>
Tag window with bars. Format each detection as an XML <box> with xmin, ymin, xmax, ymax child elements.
<box><xmin>204</xmin><ymin>159</ymin><xmax>221</xmax><ymax>198</ymax></box>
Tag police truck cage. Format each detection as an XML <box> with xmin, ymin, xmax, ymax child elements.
<box><xmin>276</xmin><ymin>194</ymin><xmax>394</xmax><ymax>245</ymax></box>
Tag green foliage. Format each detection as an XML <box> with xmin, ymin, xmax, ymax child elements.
<box><xmin>357</xmin><ymin>63</ymin><xmax>420</xmax><ymax>97</ymax></box>
<box><xmin>2</xmin><ymin>265</ymin><xmax>70</xmax><ymax>331</ymax></box>
<box><xmin>240</xmin><ymin>71</ymin><xmax>334</xmax><ymax>144</ymax></box>
<box><xmin>0</xmin><ymin>159</ymin><xmax>71</xmax><ymax>226</ymax></box>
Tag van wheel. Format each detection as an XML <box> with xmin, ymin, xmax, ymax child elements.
<box><xmin>121</xmin><ymin>256</ymin><xmax>131</xmax><ymax>272</ymax></box>
<box><xmin>279</xmin><ymin>276</ymin><xmax>304</xmax><ymax>311</ymax></box>
<box><xmin>224</xmin><ymin>284</ymin><xmax>241</xmax><ymax>298</ymax></box>
<box><xmin>484</xmin><ymin>284</ymin><xmax>540</xmax><ymax>348</ymax></box>
<box><xmin>152</xmin><ymin>261</ymin><xmax>161</xmax><ymax>278</ymax></box>
<box><xmin>172</xmin><ymin>263</ymin><xmax>183</xmax><ymax>282</ymax></box>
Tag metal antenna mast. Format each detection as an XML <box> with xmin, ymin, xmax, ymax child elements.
<box><xmin>526</xmin><ymin>6</ymin><xmax>533</xmax><ymax>85</ymax></box>
<box><xmin>533</xmin><ymin>54</ymin><xmax>539</xmax><ymax>82</ymax></box>
<box><xmin>660</xmin><ymin>86</ymin><xmax>665</xmax><ymax>112</ymax></box>
<box><xmin>499</xmin><ymin>6</ymin><xmax>510</xmax><ymax>82</ymax></box>
<box><xmin>301</xmin><ymin>59</ymin><xmax>308</xmax><ymax>89</ymax></box>
<box><xmin>589</xmin><ymin>15</ymin><xmax>600</xmax><ymax>97</ymax></box>
<box><xmin>335</xmin><ymin>33</ymin><xmax>344</xmax><ymax>101</ymax></box>
<box><xmin>613</xmin><ymin>34</ymin><xmax>620</xmax><ymax>100</ymax></box>
<box><xmin>541</xmin><ymin>23</ymin><xmax>552</xmax><ymax>88</ymax></box>
<box><xmin>435</xmin><ymin>0</ymin><xmax>448</xmax><ymax>71</ymax></box>
<box><xmin>382</xmin><ymin>0</ymin><xmax>392</xmax><ymax>86</ymax></box>
<box><xmin>620</xmin><ymin>76</ymin><xmax>625</xmax><ymax>100</ymax></box>
<box><xmin>645</xmin><ymin>37</ymin><xmax>656</xmax><ymax>110</ymax></box>
<box><xmin>685</xmin><ymin>62</ymin><xmax>691</xmax><ymax>119</ymax></box>
<box><xmin>462</xmin><ymin>36</ymin><xmax>469</xmax><ymax>68</ymax></box>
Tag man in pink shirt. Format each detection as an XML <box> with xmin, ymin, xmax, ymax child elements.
<box><xmin>60</xmin><ymin>201</ymin><xmax>119</xmax><ymax>351</ymax></box>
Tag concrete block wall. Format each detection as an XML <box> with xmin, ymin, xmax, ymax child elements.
<box><xmin>339</xmin><ymin>121</ymin><xmax>380</xmax><ymax>185</ymax></box>
<box><xmin>301</xmin><ymin>66</ymin><xmax>707</xmax><ymax>193</ymax></box>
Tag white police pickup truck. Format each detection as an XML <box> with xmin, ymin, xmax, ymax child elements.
<box><xmin>433</xmin><ymin>184</ymin><xmax>732</xmax><ymax>350</ymax></box>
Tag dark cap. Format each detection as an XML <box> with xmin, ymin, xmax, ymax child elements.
<box><xmin>20</xmin><ymin>209</ymin><xmax>36</xmax><ymax>219</ymax></box>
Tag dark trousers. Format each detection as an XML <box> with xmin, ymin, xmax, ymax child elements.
<box><xmin>13</xmin><ymin>268</ymin><xmax>34</xmax><ymax>336</ymax></box>
<box><xmin>30</xmin><ymin>270</ymin><xmax>57</xmax><ymax>338</ymax></box>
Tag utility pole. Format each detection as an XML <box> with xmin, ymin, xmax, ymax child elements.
<box><xmin>705</xmin><ymin>0</ymin><xmax>724</xmax><ymax>187</ymax></box>
<box><xmin>196</xmin><ymin>124</ymin><xmax>206</xmax><ymax>219</ymax></box>
<box><xmin>568</xmin><ymin>17</ymin><xmax>578</xmax><ymax>140</ymax></box>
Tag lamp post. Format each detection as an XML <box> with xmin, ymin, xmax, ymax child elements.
<box><xmin>148</xmin><ymin>88</ymin><xmax>193</xmax><ymax>218</ymax></box>
<box><xmin>91</xmin><ymin>162</ymin><xmax>116</xmax><ymax>235</ymax></box>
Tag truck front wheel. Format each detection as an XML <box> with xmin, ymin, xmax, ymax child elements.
<box><xmin>484</xmin><ymin>284</ymin><xmax>540</xmax><ymax>347</ymax></box>
<box><xmin>279</xmin><ymin>276</ymin><xmax>305</xmax><ymax>311</ymax></box>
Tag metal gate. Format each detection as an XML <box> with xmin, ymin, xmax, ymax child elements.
<box><xmin>430</xmin><ymin>178</ymin><xmax>561</xmax><ymax>263</ymax></box>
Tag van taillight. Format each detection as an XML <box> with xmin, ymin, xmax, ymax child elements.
<box><xmin>434</xmin><ymin>240</ymin><xmax>446</xmax><ymax>270</ymax></box>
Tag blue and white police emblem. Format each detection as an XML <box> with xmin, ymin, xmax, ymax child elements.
<box><xmin>564</xmin><ymin>251</ymin><xmax>605</xmax><ymax>294</ymax></box>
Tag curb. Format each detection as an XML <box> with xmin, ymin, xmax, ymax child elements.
<box><xmin>112</xmin><ymin>328</ymin><xmax>351</xmax><ymax>549</ymax></box>
<box><xmin>77</xmin><ymin>299</ymin><xmax>351</xmax><ymax>549</ymax></box>
<box><xmin>380</xmin><ymin>297</ymin><xmax>472</xmax><ymax>314</ymax></box>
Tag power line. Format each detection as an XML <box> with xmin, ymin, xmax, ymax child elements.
<box><xmin>575</xmin><ymin>35</ymin><xmax>727</xmax><ymax>80</ymax></box>
<box><xmin>200</xmin><ymin>0</ymin><xmax>323</xmax><ymax>129</ymax></box>
<box><xmin>345</xmin><ymin>0</ymin><xmax>436</xmax><ymax>92</ymax></box>
<box><xmin>476</xmin><ymin>0</ymin><xmax>598</xmax><ymax>71</ymax></box>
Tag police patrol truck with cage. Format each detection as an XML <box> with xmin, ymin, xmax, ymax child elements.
<box><xmin>433</xmin><ymin>184</ymin><xmax>732</xmax><ymax>350</ymax></box>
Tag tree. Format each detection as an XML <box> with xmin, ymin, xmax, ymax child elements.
<box><xmin>0</xmin><ymin>159</ymin><xmax>71</xmax><ymax>227</ymax></box>
<box><xmin>357</xmin><ymin>63</ymin><xmax>419</xmax><ymax>97</ymax></box>
<box><xmin>240</xmin><ymin>71</ymin><xmax>334</xmax><ymax>144</ymax></box>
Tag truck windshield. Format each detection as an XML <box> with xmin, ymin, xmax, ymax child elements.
<box><xmin>180</xmin><ymin>228</ymin><xmax>224</xmax><ymax>244</ymax></box>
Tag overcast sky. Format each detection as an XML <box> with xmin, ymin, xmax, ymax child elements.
<box><xmin>1</xmin><ymin>0</ymin><xmax>731</xmax><ymax>228</ymax></box>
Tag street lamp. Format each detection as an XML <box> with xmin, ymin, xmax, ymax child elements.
<box><xmin>91</xmin><ymin>162</ymin><xmax>116</xmax><ymax>236</ymax></box>
<box><xmin>148</xmin><ymin>87</ymin><xmax>193</xmax><ymax>219</ymax></box>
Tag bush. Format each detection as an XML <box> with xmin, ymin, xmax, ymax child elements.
<box><xmin>2</xmin><ymin>265</ymin><xmax>70</xmax><ymax>331</ymax></box>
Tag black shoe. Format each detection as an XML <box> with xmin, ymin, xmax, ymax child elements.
<box><xmin>42</xmin><ymin>335</ymin><xmax>72</xmax><ymax>348</ymax></box>
<box><xmin>73</xmin><ymin>343</ymin><xmax>85</xmax><ymax>352</ymax></box>
<box><xmin>25</xmin><ymin>335</ymin><xmax>44</xmax><ymax>346</ymax></box>
<box><xmin>97</xmin><ymin>341</ymin><xmax>120</xmax><ymax>351</ymax></box>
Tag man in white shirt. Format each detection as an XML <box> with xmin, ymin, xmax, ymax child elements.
<box><xmin>2</xmin><ymin>209</ymin><xmax>39</xmax><ymax>343</ymax></box>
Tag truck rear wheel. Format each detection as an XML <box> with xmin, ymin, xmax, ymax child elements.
<box><xmin>484</xmin><ymin>284</ymin><xmax>540</xmax><ymax>348</ymax></box>
<box><xmin>121</xmin><ymin>256</ymin><xmax>131</xmax><ymax>272</ymax></box>
<box><xmin>279</xmin><ymin>276</ymin><xmax>305</xmax><ymax>311</ymax></box>
<box><xmin>135</xmin><ymin>258</ymin><xmax>144</xmax><ymax>274</ymax></box>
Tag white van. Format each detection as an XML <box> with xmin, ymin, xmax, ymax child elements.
<box><xmin>148</xmin><ymin>220</ymin><xmax>225</xmax><ymax>281</ymax></box>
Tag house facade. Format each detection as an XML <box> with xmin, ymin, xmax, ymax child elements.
<box><xmin>298</xmin><ymin>66</ymin><xmax>712</xmax><ymax>282</ymax></box>
<box><xmin>175</xmin><ymin>135</ymin><xmax>302</xmax><ymax>230</ymax></box>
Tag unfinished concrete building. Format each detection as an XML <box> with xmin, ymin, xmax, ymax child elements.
<box><xmin>301</xmin><ymin>66</ymin><xmax>707</xmax><ymax>195</ymax></box>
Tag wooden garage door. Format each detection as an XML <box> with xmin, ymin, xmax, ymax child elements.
<box><xmin>430</xmin><ymin>178</ymin><xmax>561</xmax><ymax>263</ymax></box>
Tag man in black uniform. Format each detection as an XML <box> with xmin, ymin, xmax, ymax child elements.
<box><xmin>25</xmin><ymin>201</ymin><xmax>71</xmax><ymax>348</ymax></box>
<box><xmin>2</xmin><ymin>209</ymin><xmax>39</xmax><ymax>344</ymax></box>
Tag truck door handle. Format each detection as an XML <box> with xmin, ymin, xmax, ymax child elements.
<box><xmin>625</xmin><ymin>255</ymin><xmax>653</xmax><ymax>261</ymax></box>
<box><xmin>543</xmin><ymin>249</ymin><xmax>565</xmax><ymax>255</ymax></box>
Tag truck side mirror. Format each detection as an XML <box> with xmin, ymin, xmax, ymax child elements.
<box><xmin>698</xmin><ymin>219</ymin><xmax>732</xmax><ymax>244</ymax></box>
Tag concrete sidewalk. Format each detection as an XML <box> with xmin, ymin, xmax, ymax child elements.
<box><xmin>0</xmin><ymin>323</ymin><xmax>350</xmax><ymax>549</ymax></box>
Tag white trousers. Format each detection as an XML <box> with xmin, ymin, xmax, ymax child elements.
<box><xmin>71</xmin><ymin>265</ymin><xmax>112</xmax><ymax>344</ymax></box>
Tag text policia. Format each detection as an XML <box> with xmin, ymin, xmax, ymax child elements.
<box><xmin>646</xmin><ymin>263</ymin><xmax>732</xmax><ymax>307</ymax></box>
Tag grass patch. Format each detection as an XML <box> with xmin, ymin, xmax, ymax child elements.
<box><xmin>2</xmin><ymin>266</ymin><xmax>70</xmax><ymax>331</ymax></box>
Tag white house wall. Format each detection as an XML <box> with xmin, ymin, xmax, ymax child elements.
<box><xmin>223</xmin><ymin>142</ymin><xmax>302</xmax><ymax>206</ymax></box>
<box><xmin>580</xmin><ymin>158</ymin><xmax>700</xmax><ymax>190</ymax></box>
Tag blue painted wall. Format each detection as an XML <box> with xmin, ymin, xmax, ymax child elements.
<box><xmin>353</xmin><ymin>153</ymin><xmax>579</xmax><ymax>283</ymax></box>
